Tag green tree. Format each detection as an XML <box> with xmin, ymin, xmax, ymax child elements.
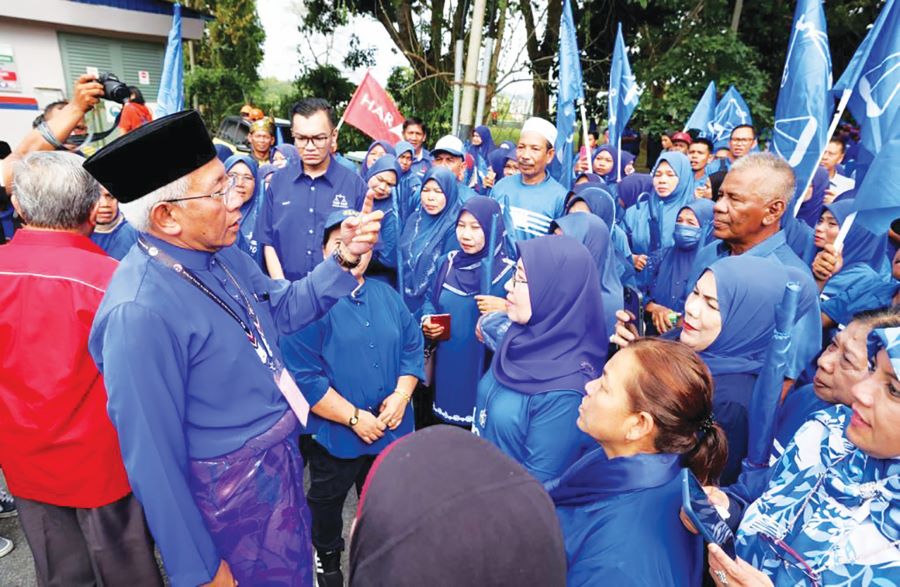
<box><xmin>183</xmin><ymin>0</ymin><xmax>266</xmax><ymax>130</ymax></box>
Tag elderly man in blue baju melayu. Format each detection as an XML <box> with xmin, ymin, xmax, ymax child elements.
<box><xmin>85</xmin><ymin>110</ymin><xmax>383</xmax><ymax>587</ymax></box>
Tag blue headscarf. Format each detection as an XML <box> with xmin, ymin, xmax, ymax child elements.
<box><xmin>365</xmin><ymin>154</ymin><xmax>402</xmax><ymax>212</ymax></box>
<box><xmin>499</xmin><ymin>140</ymin><xmax>516</xmax><ymax>150</ymax></box>
<box><xmin>574</xmin><ymin>172</ymin><xmax>605</xmax><ymax>185</ymax></box>
<box><xmin>626</xmin><ymin>151</ymin><xmax>695</xmax><ymax>254</ymax></box>
<box><xmin>224</xmin><ymin>154</ymin><xmax>263</xmax><ymax>262</ymax></box>
<box><xmin>552</xmin><ymin>214</ymin><xmax>623</xmax><ymax>335</ymax></box>
<box><xmin>493</xmin><ymin>235</ymin><xmax>607</xmax><ymax>395</ymax></box>
<box><xmin>394</xmin><ymin>140</ymin><xmax>415</xmax><ymax>160</ymax></box>
<box><xmin>617</xmin><ymin>173</ymin><xmax>653</xmax><ymax>209</ymax></box>
<box><xmin>697</xmin><ymin>256</ymin><xmax>817</xmax><ymax>377</ymax></box>
<box><xmin>824</xmin><ymin>200</ymin><xmax>889</xmax><ymax>272</ymax></box>
<box><xmin>274</xmin><ymin>143</ymin><xmax>299</xmax><ymax>164</ymax></box>
<box><xmin>399</xmin><ymin>167</ymin><xmax>463</xmax><ymax>299</ymax></box>
<box><xmin>593</xmin><ymin>144</ymin><xmax>621</xmax><ymax>183</ymax></box>
<box><xmin>566</xmin><ymin>185</ymin><xmax>617</xmax><ymax>226</ymax></box>
<box><xmin>360</xmin><ymin>140</ymin><xmax>397</xmax><ymax>178</ymax></box>
<box><xmin>488</xmin><ymin>147</ymin><xmax>516</xmax><ymax>179</ymax></box>
<box><xmin>468</xmin><ymin>126</ymin><xmax>496</xmax><ymax>161</ymax></box>
<box><xmin>651</xmin><ymin>199</ymin><xmax>715</xmax><ymax>312</ymax></box>
<box><xmin>441</xmin><ymin>196</ymin><xmax>509</xmax><ymax>296</ymax></box>
<box><xmin>796</xmin><ymin>166</ymin><xmax>829</xmax><ymax>228</ymax></box>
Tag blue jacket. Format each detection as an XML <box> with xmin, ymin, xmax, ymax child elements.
<box><xmin>546</xmin><ymin>448</ymin><xmax>703</xmax><ymax>586</ymax></box>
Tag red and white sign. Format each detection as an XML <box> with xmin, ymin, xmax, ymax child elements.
<box><xmin>138</xmin><ymin>70</ymin><xmax>150</xmax><ymax>85</ymax></box>
<box><xmin>342</xmin><ymin>71</ymin><xmax>405</xmax><ymax>144</ymax></box>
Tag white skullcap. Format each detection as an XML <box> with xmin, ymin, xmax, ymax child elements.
<box><xmin>520</xmin><ymin>117</ymin><xmax>558</xmax><ymax>147</ymax></box>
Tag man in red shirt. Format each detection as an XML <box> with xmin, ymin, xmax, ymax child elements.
<box><xmin>0</xmin><ymin>151</ymin><xmax>162</xmax><ymax>585</ymax></box>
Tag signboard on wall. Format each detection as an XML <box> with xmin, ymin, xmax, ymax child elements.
<box><xmin>138</xmin><ymin>70</ymin><xmax>150</xmax><ymax>85</ymax></box>
<box><xmin>0</xmin><ymin>45</ymin><xmax>22</xmax><ymax>92</ymax></box>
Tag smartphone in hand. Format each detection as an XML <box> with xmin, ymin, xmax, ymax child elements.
<box><xmin>681</xmin><ymin>469</ymin><xmax>735</xmax><ymax>558</ymax></box>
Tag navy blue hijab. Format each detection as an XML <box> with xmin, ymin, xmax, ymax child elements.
<box><xmin>366</xmin><ymin>155</ymin><xmax>402</xmax><ymax>214</ymax></box>
<box><xmin>696</xmin><ymin>256</ymin><xmax>816</xmax><ymax>376</ymax></box>
<box><xmin>399</xmin><ymin>167</ymin><xmax>463</xmax><ymax>298</ymax></box>
<box><xmin>441</xmin><ymin>196</ymin><xmax>509</xmax><ymax>296</ymax></box>
<box><xmin>488</xmin><ymin>147</ymin><xmax>516</xmax><ymax>178</ymax></box>
<box><xmin>468</xmin><ymin>126</ymin><xmax>496</xmax><ymax>162</ymax></box>
<box><xmin>651</xmin><ymin>199</ymin><xmax>715</xmax><ymax>312</ymax></box>
<box><xmin>493</xmin><ymin>235</ymin><xmax>607</xmax><ymax>395</ymax></box>
<box><xmin>566</xmin><ymin>185</ymin><xmax>617</xmax><ymax>226</ymax></box>
<box><xmin>617</xmin><ymin>173</ymin><xmax>653</xmax><ymax>209</ymax></box>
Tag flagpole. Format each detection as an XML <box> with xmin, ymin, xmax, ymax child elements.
<box><xmin>792</xmin><ymin>89</ymin><xmax>852</xmax><ymax>217</ymax></box>
<box><xmin>616</xmin><ymin>137</ymin><xmax>622</xmax><ymax>182</ymax></box>
<box><xmin>833</xmin><ymin>211</ymin><xmax>856</xmax><ymax>251</ymax></box>
<box><xmin>579</xmin><ymin>100</ymin><xmax>591</xmax><ymax>169</ymax></box>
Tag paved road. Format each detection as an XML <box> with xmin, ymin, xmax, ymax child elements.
<box><xmin>0</xmin><ymin>473</ymin><xmax>358</xmax><ymax>586</ymax></box>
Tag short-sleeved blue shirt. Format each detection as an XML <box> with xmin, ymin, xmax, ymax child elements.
<box><xmin>257</xmin><ymin>156</ymin><xmax>367</xmax><ymax>280</ymax></box>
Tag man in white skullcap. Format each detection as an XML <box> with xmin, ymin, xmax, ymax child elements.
<box><xmin>489</xmin><ymin>117</ymin><xmax>567</xmax><ymax>241</ymax></box>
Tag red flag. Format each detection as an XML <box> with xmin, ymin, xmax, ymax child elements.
<box><xmin>342</xmin><ymin>72</ymin><xmax>405</xmax><ymax>145</ymax></box>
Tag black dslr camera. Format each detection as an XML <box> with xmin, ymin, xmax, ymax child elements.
<box><xmin>97</xmin><ymin>73</ymin><xmax>131</xmax><ymax>104</ymax></box>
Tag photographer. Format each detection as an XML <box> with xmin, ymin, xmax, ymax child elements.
<box><xmin>1</xmin><ymin>74</ymin><xmax>104</xmax><ymax>189</ymax></box>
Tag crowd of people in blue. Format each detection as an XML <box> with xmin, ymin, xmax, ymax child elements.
<box><xmin>0</xmin><ymin>56</ymin><xmax>898</xmax><ymax>587</ymax></box>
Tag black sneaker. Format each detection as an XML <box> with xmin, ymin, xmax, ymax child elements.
<box><xmin>315</xmin><ymin>549</ymin><xmax>343</xmax><ymax>587</ymax></box>
<box><xmin>0</xmin><ymin>490</ymin><xmax>15</xmax><ymax>519</ymax></box>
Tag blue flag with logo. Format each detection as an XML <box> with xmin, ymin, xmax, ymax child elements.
<box><xmin>608</xmin><ymin>23</ymin><xmax>641</xmax><ymax>167</ymax></box>
<box><xmin>773</xmin><ymin>0</ymin><xmax>832</xmax><ymax>201</ymax></box>
<box><xmin>709</xmin><ymin>86</ymin><xmax>753</xmax><ymax>143</ymax></box>
<box><xmin>833</xmin><ymin>0</ymin><xmax>898</xmax><ymax>183</ymax></box>
<box><xmin>551</xmin><ymin>0</ymin><xmax>585</xmax><ymax>190</ymax></box>
<box><xmin>156</xmin><ymin>3</ymin><xmax>184</xmax><ymax>117</ymax></box>
<box><xmin>684</xmin><ymin>81</ymin><xmax>717</xmax><ymax>136</ymax></box>
<box><xmin>852</xmin><ymin>113</ymin><xmax>900</xmax><ymax>235</ymax></box>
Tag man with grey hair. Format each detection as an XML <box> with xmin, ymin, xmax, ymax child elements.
<box><xmin>0</xmin><ymin>151</ymin><xmax>163</xmax><ymax>585</ymax></box>
<box><xmin>85</xmin><ymin>111</ymin><xmax>383</xmax><ymax>587</ymax></box>
<box><xmin>687</xmin><ymin>151</ymin><xmax>822</xmax><ymax>380</ymax></box>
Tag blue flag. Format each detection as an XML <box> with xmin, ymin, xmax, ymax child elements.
<box><xmin>772</xmin><ymin>0</ymin><xmax>832</xmax><ymax>202</ymax></box>
<box><xmin>608</xmin><ymin>23</ymin><xmax>641</xmax><ymax>164</ymax></box>
<box><xmin>551</xmin><ymin>0</ymin><xmax>585</xmax><ymax>190</ymax></box>
<box><xmin>684</xmin><ymin>81</ymin><xmax>717</xmax><ymax>136</ymax></box>
<box><xmin>709</xmin><ymin>86</ymin><xmax>753</xmax><ymax>143</ymax></box>
<box><xmin>156</xmin><ymin>3</ymin><xmax>184</xmax><ymax>117</ymax></box>
<box><xmin>833</xmin><ymin>0</ymin><xmax>898</xmax><ymax>183</ymax></box>
<box><xmin>852</xmin><ymin>112</ymin><xmax>900</xmax><ymax>235</ymax></box>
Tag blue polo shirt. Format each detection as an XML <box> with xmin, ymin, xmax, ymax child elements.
<box><xmin>408</xmin><ymin>149</ymin><xmax>431</xmax><ymax>178</ymax></box>
<box><xmin>491</xmin><ymin>172</ymin><xmax>567</xmax><ymax>241</ymax></box>
<box><xmin>257</xmin><ymin>156</ymin><xmax>367</xmax><ymax>280</ymax></box>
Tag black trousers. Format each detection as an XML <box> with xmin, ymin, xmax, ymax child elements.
<box><xmin>16</xmin><ymin>492</ymin><xmax>163</xmax><ymax>587</ymax></box>
<box><xmin>305</xmin><ymin>439</ymin><xmax>375</xmax><ymax>553</ymax></box>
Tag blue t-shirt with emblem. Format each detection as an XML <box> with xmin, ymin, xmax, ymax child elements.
<box><xmin>257</xmin><ymin>156</ymin><xmax>367</xmax><ymax>280</ymax></box>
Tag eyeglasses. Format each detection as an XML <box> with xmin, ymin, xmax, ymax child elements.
<box><xmin>512</xmin><ymin>274</ymin><xmax>528</xmax><ymax>287</ymax></box>
<box><xmin>292</xmin><ymin>134</ymin><xmax>331</xmax><ymax>148</ymax></box>
<box><xmin>227</xmin><ymin>172</ymin><xmax>255</xmax><ymax>184</ymax></box>
<box><xmin>164</xmin><ymin>176</ymin><xmax>239</xmax><ymax>205</ymax></box>
<box><xmin>758</xmin><ymin>533</ymin><xmax>820</xmax><ymax>586</ymax></box>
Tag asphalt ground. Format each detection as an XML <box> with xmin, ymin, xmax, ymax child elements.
<box><xmin>0</xmin><ymin>470</ymin><xmax>358</xmax><ymax>586</ymax></box>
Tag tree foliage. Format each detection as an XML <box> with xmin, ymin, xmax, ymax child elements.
<box><xmin>183</xmin><ymin>0</ymin><xmax>266</xmax><ymax>130</ymax></box>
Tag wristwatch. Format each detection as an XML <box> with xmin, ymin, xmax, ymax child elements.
<box><xmin>333</xmin><ymin>243</ymin><xmax>361</xmax><ymax>269</ymax></box>
<box><xmin>348</xmin><ymin>407</ymin><xmax>360</xmax><ymax>427</ymax></box>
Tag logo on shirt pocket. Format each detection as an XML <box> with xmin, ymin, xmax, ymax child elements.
<box><xmin>332</xmin><ymin>194</ymin><xmax>349</xmax><ymax>209</ymax></box>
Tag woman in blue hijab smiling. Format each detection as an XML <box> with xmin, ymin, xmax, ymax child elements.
<box><xmin>467</xmin><ymin>125</ymin><xmax>495</xmax><ymax>193</ymax></box>
<box><xmin>624</xmin><ymin>151</ymin><xmax>695</xmax><ymax>260</ymax></box>
<box><xmin>224</xmin><ymin>153</ymin><xmax>264</xmax><ymax>267</ymax></box>
<box><xmin>551</xmin><ymin>214</ymin><xmax>623</xmax><ymax>337</ymax></box>
<box><xmin>398</xmin><ymin>166</ymin><xmax>463</xmax><ymax>318</ymax></box>
<box><xmin>422</xmin><ymin>196</ymin><xmax>513</xmax><ymax>427</ymax></box>
<box><xmin>473</xmin><ymin>235</ymin><xmax>606</xmax><ymax>482</ymax></box>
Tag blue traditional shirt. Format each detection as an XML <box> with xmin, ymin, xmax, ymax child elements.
<box><xmin>257</xmin><ymin>156</ymin><xmax>366</xmax><ymax>280</ymax></box>
<box><xmin>90</xmin><ymin>215</ymin><xmax>138</xmax><ymax>261</ymax></box>
<box><xmin>546</xmin><ymin>449</ymin><xmax>703</xmax><ymax>586</ymax></box>
<box><xmin>490</xmin><ymin>173</ymin><xmax>567</xmax><ymax>241</ymax></box>
<box><xmin>88</xmin><ymin>233</ymin><xmax>357</xmax><ymax>586</ymax></box>
<box><xmin>737</xmin><ymin>406</ymin><xmax>900</xmax><ymax>586</ymax></box>
<box><xmin>280</xmin><ymin>279</ymin><xmax>424</xmax><ymax>459</ymax></box>
<box><xmin>472</xmin><ymin>370</ymin><xmax>593</xmax><ymax>482</ymax></box>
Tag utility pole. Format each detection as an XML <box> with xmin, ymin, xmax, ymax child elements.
<box><xmin>458</xmin><ymin>0</ymin><xmax>488</xmax><ymax>141</ymax></box>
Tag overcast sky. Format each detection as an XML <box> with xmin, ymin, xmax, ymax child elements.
<box><xmin>257</xmin><ymin>0</ymin><xmax>537</xmax><ymax>99</ymax></box>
